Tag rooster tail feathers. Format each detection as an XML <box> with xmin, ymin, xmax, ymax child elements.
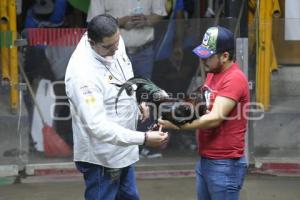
<box><xmin>115</xmin><ymin>82</ymin><xmax>133</xmax><ymax>113</ymax></box>
<box><xmin>114</xmin><ymin>77</ymin><xmax>151</xmax><ymax>113</ymax></box>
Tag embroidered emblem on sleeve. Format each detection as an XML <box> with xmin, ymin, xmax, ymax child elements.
<box><xmin>85</xmin><ymin>96</ymin><xmax>96</xmax><ymax>105</ymax></box>
<box><xmin>80</xmin><ymin>85</ymin><xmax>96</xmax><ymax>105</ymax></box>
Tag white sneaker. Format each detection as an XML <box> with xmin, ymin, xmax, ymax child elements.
<box><xmin>204</xmin><ymin>8</ymin><xmax>215</xmax><ymax>18</ymax></box>
<box><xmin>140</xmin><ymin>148</ymin><xmax>162</xmax><ymax>159</ymax></box>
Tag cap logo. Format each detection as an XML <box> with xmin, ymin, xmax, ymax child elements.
<box><xmin>202</xmin><ymin>32</ymin><xmax>210</xmax><ymax>46</ymax></box>
<box><xmin>201</xmin><ymin>27</ymin><xmax>218</xmax><ymax>52</ymax></box>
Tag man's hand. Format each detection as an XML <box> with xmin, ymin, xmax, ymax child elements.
<box><xmin>131</xmin><ymin>14</ymin><xmax>149</xmax><ymax>28</ymax></box>
<box><xmin>170</xmin><ymin>46</ymin><xmax>183</xmax><ymax>71</ymax></box>
<box><xmin>158</xmin><ymin>118</ymin><xmax>180</xmax><ymax>130</ymax></box>
<box><xmin>138</xmin><ymin>102</ymin><xmax>150</xmax><ymax>123</ymax></box>
<box><xmin>118</xmin><ymin>16</ymin><xmax>136</xmax><ymax>30</ymax></box>
<box><xmin>145</xmin><ymin>127</ymin><xmax>168</xmax><ymax>147</ymax></box>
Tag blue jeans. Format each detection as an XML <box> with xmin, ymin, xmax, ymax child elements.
<box><xmin>127</xmin><ymin>45</ymin><xmax>154</xmax><ymax>80</ymax></box>
<box><xmin>75</xmin><ymin>162</ymin><xmax>140</xmax><ymax>200</ymax></box>
<box><xmin>195</xmin><ymin>156</ymin><xmax>247</xmax><ymax>200</ymax></box>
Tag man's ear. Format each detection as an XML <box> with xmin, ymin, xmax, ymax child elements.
<box><xmin>221</xmin><ymin>52</ymin><xmax>230</xmax><ymax>62</ymax></box>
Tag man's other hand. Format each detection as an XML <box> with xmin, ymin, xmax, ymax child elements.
<box><xmin>158</xmin><ymin>118</ymin><xmax>180</xmax><ymax>130</ymax></box>
<box><xmin>145</xmin><ymin>129</ymin><xmax>168</xmax><ymax>147</ymax></box>
<box><xmin>138</xmin><ymin>102</ymin><xmax>150</xmax><ymax>122</ymax></box>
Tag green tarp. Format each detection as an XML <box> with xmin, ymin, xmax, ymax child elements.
<box><xmin>68</xmin><ymin>0</ymin><xmax>90</xmax><ymax>13</ymax></box>
<box><xmin>0</xmin><ymin>31</ymin><xmax>13</xmax><ymax>48</ymax></box>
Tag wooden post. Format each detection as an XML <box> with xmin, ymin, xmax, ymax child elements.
<box><xmin>256</xmin><ymin>0</ymin><xmax>271</xmax><ymax>111</ymax></box>
<box><xmin>8</xmin><ymin>0</ymin><xmax>19</xmax><ymax>112</ymax></box>
<box><xmin>0</xmin><ymin>0</ymin><xmax>10</xmax><ymax>81</ymax></box>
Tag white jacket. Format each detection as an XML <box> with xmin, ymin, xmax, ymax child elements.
<box><xmin>65</xmin><ymin>33</ymin><xmax>145</xmax><ymax>168</ymax></box>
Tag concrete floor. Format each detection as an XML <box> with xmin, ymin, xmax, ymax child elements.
<box><xmin>0</xmin><ymin>174</ymin><xmax>300</xmax><ymax>200</ymax></box>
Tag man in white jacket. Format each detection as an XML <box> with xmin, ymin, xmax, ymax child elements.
<box><xmin>65</xmin><ymin>14</ymin><xmax>168</xmax><ymax>200</ymax></box>
<box><xmin>87</xmin><ymin>0</ymin><xmax>167</xmax><ymax>159</ymax></box>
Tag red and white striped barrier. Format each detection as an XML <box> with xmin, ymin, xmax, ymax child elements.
<box><xmin>27</xmin><ymin>28</ymin><xmax>86</xmax><ymax>47</ymax></box>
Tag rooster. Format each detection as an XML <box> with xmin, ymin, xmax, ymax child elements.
<box><xmin>115</xmin><ymin>77</ymin><xmax>207</xmax><ymax>126</ymax></box>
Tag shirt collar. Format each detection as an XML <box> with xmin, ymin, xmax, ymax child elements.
<box><xmin>83</xmin><ymin>34</ymin><xmax>117</xmax><ymax>66</ymax></box>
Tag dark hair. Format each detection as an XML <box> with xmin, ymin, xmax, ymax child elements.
<box><xmin>87</xmin><ymin>14</ymin><xmax>118</xmax><ymax>43</ymax></box>
<box><xmin>218</xmin><ymin>48</ymin><xmax>235</xmax><ymax>61</ymax></box>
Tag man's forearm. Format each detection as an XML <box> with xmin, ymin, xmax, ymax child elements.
<box><xmin>174</xmin><ymin>11</ymin><xmax>185</xmax><ymax>46</ymax></box>
<box><xmin>180</xmin><ymin>113</ymin><xmax>223</xmax><ymax>130</ymax></box>
<box><xmin>146</xmin><ymin>14</ymin><xmax>164</xmax><ymax>26</ymax></box>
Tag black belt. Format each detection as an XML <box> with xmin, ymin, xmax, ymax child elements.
<box><xmin>76</xmin><ymin>161</ymin><xmax>123</xmax><ymax>181</ymax></box>
<box><xmin>126</xmin><ymin>41</ymin><xmax>153</xmax><ymax>54</ymax></box>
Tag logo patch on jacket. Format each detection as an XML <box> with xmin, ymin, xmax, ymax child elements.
<box><xmin>80</xmin><ymin>85</ymin><xmax>96</xmax><ymax>105</ymax></box>
<box><xmin>84</xmin><ymin>96</ymin><xmax>96</xmax><ymax>105</ymax></box>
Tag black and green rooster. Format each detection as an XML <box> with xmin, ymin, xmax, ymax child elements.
<box><xmin>115</xmin><ymin>77</ymin><xmax>207</xmax><ymax>126</ymax></box>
